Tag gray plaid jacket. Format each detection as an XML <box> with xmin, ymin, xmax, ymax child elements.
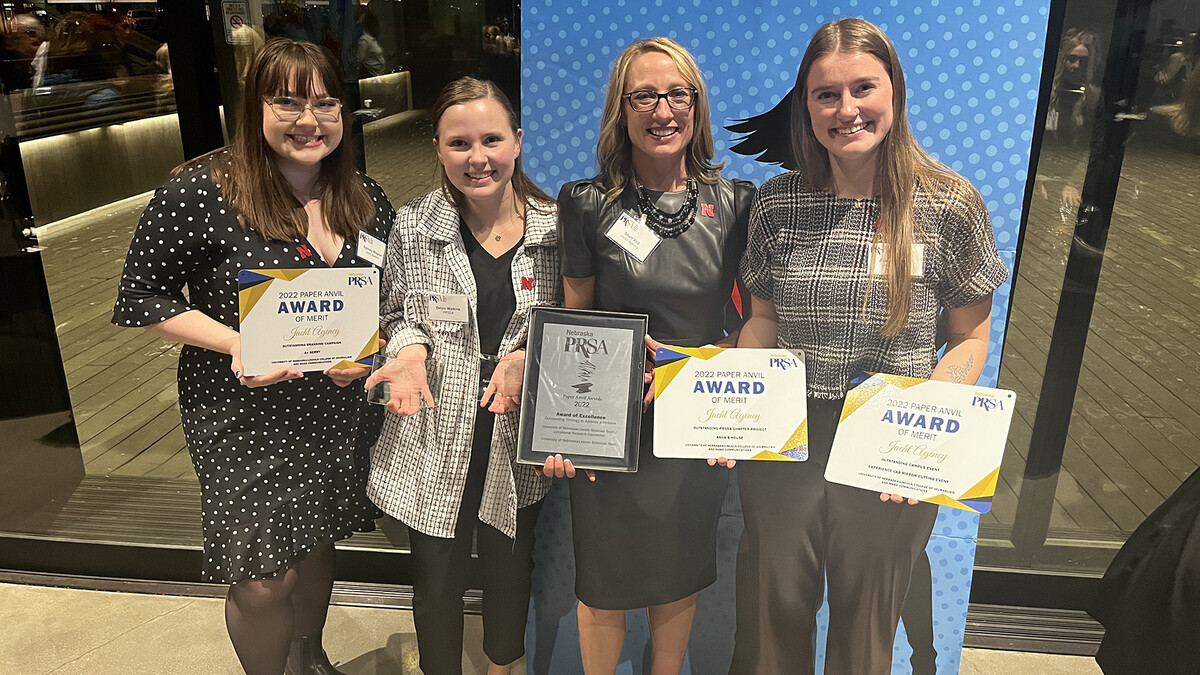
<box><xmin>368</xmin><ymin>189</ymin><xmax>560</xmax><ymax>539</ymax></box>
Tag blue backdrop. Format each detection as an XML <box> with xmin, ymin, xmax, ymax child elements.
<box><xmin>521</xmin><ymin>1</ymin><xmax>1048</xmax><ymax>672</ymax></box>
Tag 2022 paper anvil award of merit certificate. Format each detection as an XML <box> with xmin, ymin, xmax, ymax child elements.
<box><xmin>652</xmin><ymin>347</ymin><xmax>810</xmax><ymax>461</ymax></box>
<box><xmin>823</xmin><ymin>373</ymin><xmax>1017</xmax><ymax>513</ymax></box>
<box><xmin>237</xmin><ymin>268</ymin><xmax>380</xmax><ymax>376</ymax></box>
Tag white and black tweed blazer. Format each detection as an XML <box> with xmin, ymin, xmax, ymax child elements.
<box><xmin>368</xmin><ymin>189</ymin><xmax>561</xmax><ymax>539</ymax></box>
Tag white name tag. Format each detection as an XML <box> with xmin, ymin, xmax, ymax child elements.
<box><xmin>356</xmin><ymin>232</ymin><xmax>386</xmax><ymax>267</ymax></box>
<box><xmin>605</xmin><ymin>211</ymin><xmax>662</xmax><ymax>263</ymax></box>
<box><xmin>871</xmin><ymin>243</ymin><xmax>925</xmax><ymax>278</ymax></box>
<box><xmin>427</xmin><ymin>293</ymin><xmax>469</xmax><ymax>323</ymax></box>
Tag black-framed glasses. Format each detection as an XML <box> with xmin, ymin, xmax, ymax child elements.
<box><xmin>264</xmin><ymin>96</ymin><xmax>343</xmax><ymax>122</ymax></box>
<box><xmin>623</xmin><ymin>87</ymin><xmax>697</xmax><ymax>112</ymax></box>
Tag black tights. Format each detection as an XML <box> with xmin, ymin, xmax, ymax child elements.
<box><xmin>225</xmin><ymin>542</ymin><xmax>337</xmax><ymax>675</ymax></box>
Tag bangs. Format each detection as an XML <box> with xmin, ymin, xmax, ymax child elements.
<box><xmin>253</xmin><ymin>42</ymin><xmax>344</xmax><ymax>100</ymax></box>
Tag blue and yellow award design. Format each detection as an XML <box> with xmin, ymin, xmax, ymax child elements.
<box><xmin>237</xmin><ymin>268</ymin><xmax>380</xmax><ymax>376</ymax></box>
<box><xmin>653</xmin><ymin>347</ymin><xmax>809</xmax><ymax>461</ymax></box>
<box><xmin>824</xmin><ymin>373</ymin><xmax>1016</xmax><ymax>513</ymax></box>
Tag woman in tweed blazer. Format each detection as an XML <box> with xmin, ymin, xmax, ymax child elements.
<box><xmin>364</xmin><ymin>78</ymin><xmax>561</xmax><ymax>675</ymax></box>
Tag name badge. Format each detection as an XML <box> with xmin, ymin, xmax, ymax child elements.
<box><xmin>871</xmin><ymin>243</ymin><xmax>925</xmax><ymax>278</ymax></box>
<box><xmin>605</xmin><ymin>210</ymin><xmax>662</xmax><ymax>263</ymax></box>
<box><xmin>427</xmin><ymin>293</ymin><xmax>469</xmax><ymax>323</ymax></box>
<box><xmin>356</xmin><ymin>232</ymin><xmax>386</xmax><ymax>267</ymax></box>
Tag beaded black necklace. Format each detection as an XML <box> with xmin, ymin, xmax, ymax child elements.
<box><xmin>635</xmin><ymin>177</ymin><xmax>698</xmax><ymax>239</ymax></box>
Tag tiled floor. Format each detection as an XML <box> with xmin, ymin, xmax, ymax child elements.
<box><xmin>0</xmin><ymin>582</ymin><xmax>1102</xmax><ymax>675</ymax></box>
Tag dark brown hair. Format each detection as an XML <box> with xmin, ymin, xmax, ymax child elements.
<box><xmin>790</xmin><ymin>18</ymin><xmax>971</xmax><ymax>336</ymax></box>
<box><xmin>186</xmin><ymin>39</ymin><xmax>374</xmax><ymax>242</ymax></box>
<box><xmin>430</xmin><ymin>77</ymin><xmax>553</xmax><ymax>213</ymax></box>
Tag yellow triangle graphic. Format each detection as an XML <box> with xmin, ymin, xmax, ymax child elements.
<box><xmin>877</xmin><ymin>373</ymin><xmax>925</xmax><ymax>389</ymax></box>
<box><xmin>655</xmin><ymin>358</ymin><xmax>690</xmax><ymax>397</ymax></box>
<box><xmin>684</xmin><ymin>346</ymin><xmax>726</xmax><ymax>361</ymax></box>
<box><xmin>781</xmin><ymin>419</ymin><xmax>808</xmax><ymax>452</ymax></box>
<box><xmin>840</xmin><ymin>373</ymin><xmax>927</xmax><ymax>422</ymax></box>
<box><xmin>924</xmin><ymin>493</ymin><xmax>977</xmax><ymax>512</ymax></box>
<box><xmin>960</xmin><ymin>468</ymin><xmax>1000</xmax><ymax>500</ymax></box>
<box><xmin>840</xmin><ymin>380</ymin><xmax>888</xmax><ymax>422</ymax></box>
<box><xmin>239</xmin><ymin>280</ymin><xmax>275</xmax><ymax>320</ymax></box>
<box><xmin>261</xmin><ymin>269</ymin><xmax>310</xmax><ymax>281</ymax></box>
<box><xmin>354</xmin><ymin>330</ymin><xmax>381</xmax><ymax>362</ymax></box>
<box><xmin>750</xmin><ymin>450</ymin><xmax>800</xmax><ymax>461</ymax></box>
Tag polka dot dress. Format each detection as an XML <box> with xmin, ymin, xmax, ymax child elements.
<box><xmin>112</xmin><ymin>152</ymin><xmax>396</xmax><ymax>583</ymax></box>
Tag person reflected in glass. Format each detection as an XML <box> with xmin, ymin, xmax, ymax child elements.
<box><xmin>112</xmin><ymin>39</ymin><xmax>394</xmax><ymax>675</ymax></box>
<box><xmin>40</xmin><ymin>12</ymin><xmax>128</xmax><ymax>110</ymax></box>
<box><xmin>543</xmin><ymin>37</ymin><xmax>754</xmax><ymax>674</ymax></box>
<box><xmin>727</xmin><ymin>18</ymin><xmax>1008</xmax><ymax>674</ymax></box>
<box><xmin>0</xmin><ymin>13</ymin><xmax>45</xmax><ymax>92</ymax></box>
<box><xmin>1043</xmin><ymin>28</ymin><xmax>1099</xmax><ymax>220</ymax></box>
<box><xmin>364</xmin><ymin>77</ymin><xmax>560</xmax><ymax>675</ymax></box>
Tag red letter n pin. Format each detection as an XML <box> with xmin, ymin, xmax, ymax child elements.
<box><xmin>700</xmin><ymin>203</ymin><xmax>715</xmax><ymax>218</ymax></box>
<box><xmin>297</xmin><ymin>244</ymin><xmax>313</xmax><ymax>259</ymax></box>
<box><xmin>521</xmin><ymin>277</ymin><xmax>534</xmax><ymax>290</ymax></box>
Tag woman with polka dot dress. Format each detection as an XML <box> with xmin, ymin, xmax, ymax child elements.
<box><xmin>112</xmin><ymin>40</ymin><xmax>394</xmax><ymax>675</ymax></box>
<box><xmin>727</xmin><ymin>19</ymin><xmax>1008</xmax><ymax>674</ymax></box>
<box><xmin>363</xmin><ymin>77</ymin><xmax>560</xmax><ymax>675</ymax></box>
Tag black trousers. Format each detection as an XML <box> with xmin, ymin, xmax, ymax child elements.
<box><xmin>408</xmin><ymin>409</ymin><xmax>543</xmax><ymax>675</ymax></box>
<box><xmin>730</xmin><ymin>398</ymin><xmax>939</xmax><ymax>675</ymax></box>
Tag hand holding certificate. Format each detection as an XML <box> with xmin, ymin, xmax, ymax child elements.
<box><xmin>517</xmin><ymin>308</ymin><xmax>648</xmax><ymax>472</ymax></box>
<box><xmin>653</xmin><ymin>347</ymin><xmax>809</xmax><ymax>461</ymax></box>
<box><xmin>238</xmin><ymin>268</ymin><xmax>381</xmax><ymax>376</ymax></box>
<box><xmin>824</xmin><ymin>373</ymin><xmax>1016</xmax><ymax>513</ymax></box>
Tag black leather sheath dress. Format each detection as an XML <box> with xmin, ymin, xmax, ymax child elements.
<box><xmin>557</xmin><ymin>175</ymin><xmax>755</xmax><ymax>609</ymax></box>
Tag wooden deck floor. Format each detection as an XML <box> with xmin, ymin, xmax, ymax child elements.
<box><xmin>988</xmin><ymin>136</ymin><xmax>1200</xmax><ymax>537</ymax></box>
<box><xmin>36</xmin><ymin>113</ymin><xmax>1200</xmax><ymax>548</ymax></box>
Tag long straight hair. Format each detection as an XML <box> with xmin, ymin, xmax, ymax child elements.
<box><xmin>596</xmin><ymin>37</ymin><xmax>724</xmax><ymax>201</ymax></box>
<box><xmin>790</xmin><ymin>18</ymin><xmax>971</xmax><ymax>336</ymax></box>
<box><xmin>190</xmin><ymin>39</ymin><xmax>374</xmax><ymax>242</ymax></box>
<box><xmin>430</xmin><ymin>77</ymin><xmax>554</xmax><ymax>214</ymax></box>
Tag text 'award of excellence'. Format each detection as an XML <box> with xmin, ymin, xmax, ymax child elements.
<box><xmin>516</xmin><ymin>307</ymin><xmax>648</xmax><ymax>472</ymax></box>
<box><xmin>652</xmin><ymin>347</ymin><xmax>810</xmax><ymax>461</ymax></box>
<box><xmin>237</xmin><ymin>268</ymin><xmax>380</xmax><ymax>376</ymax></box>
<box><xmin>824</xmin><ymin>373</ymin><xmax>1017</xmax><ymax>513</ymax></box>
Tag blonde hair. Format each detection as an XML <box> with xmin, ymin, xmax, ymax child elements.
<box><xmin>790</xmin><ymin>18</ymin><xmax>972</xmax><ymax>336</ymax></box>
<box><xmin>596</xmin><ymin>37</ymin><xmax>724</xmax><ymax>201</ymax></box>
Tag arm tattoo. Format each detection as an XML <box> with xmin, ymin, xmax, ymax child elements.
<box><xmin>946</xmin><ymin>354</ymin><xmax>975</xmax><ymax>383</ymax></box>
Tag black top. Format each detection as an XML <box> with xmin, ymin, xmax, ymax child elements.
<box><xmin>556</xmin><ymin>174</ymin><xmax>756</xmax><ymax>610</ymax></box>
<box><xmin>558</xmin><ymin>176</ymin><xmax>755</xmax><ymax>346</ymax></box>
<box><xmin>460</xmin><ymin>218</ymin><xmax>520</xmax><ymax>380</ymax></box>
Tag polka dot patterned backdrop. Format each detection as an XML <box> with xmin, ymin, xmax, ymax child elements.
<box><xmin>523</xmin><ymin>1</ymin><xmax>1048</xmax><ymax>672</ymax></box>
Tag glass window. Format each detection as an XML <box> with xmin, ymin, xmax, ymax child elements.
<box><xmin>980</xmin><ymin>0</ymin><xmax>1200</xmax><ymax>575</ymax></box>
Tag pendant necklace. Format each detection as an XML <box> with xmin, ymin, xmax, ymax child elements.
<box><xmin>635</xmin><ymin>177</ymin><xmax>698</xmax><ymax>239</ymax></box>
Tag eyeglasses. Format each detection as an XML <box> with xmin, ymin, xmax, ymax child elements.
<box><xmin>623</xmin><ymin>87</ymin><xmax>697</xmax><ymax>112</ymax></box>
<box><xmin>264</xmin><ymin>96</ymin><xmax>343</xmax><ymax>122</ymax></box>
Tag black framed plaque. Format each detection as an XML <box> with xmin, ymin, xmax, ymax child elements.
<box><xmin>516</xmin><ymin>307</ymin><xmax>648</xmax><ymax>472</ymax></box>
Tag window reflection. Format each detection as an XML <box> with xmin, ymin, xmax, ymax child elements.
<box><xmin>986</xmin><ymin>1</ymin><xmax>1200</xmax><ymax>575</ymax></box>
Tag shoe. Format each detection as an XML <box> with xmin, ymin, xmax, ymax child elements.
<box><xmin>284</xmin><ymin>635</ymin><xmax>347</xmax><ymax>675</ymax></box>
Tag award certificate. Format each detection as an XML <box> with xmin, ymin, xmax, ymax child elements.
<box><xmin>653</xmin><ymin>347</ymin><xmax>809</xmax><ymax>461</ymax></box>
<box><xmin>237</xmin><ymin>268</ymin><xmax>380</xmax><ymax>376</ymax></box>
<box><xmin>517</xmin><ymin>308</ymin><xmax>647</xmax><ymax>472</ymax></box>
<box><xmin>824</xmin><ymin>373</ymin><xmax>1016</xmax><ymax>513</ymax></box>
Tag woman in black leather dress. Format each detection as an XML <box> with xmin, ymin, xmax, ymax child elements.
<box><xmin>544</xmin><ymin>37</ymin><xmax>754</xmax><ymax>673</ymax></box>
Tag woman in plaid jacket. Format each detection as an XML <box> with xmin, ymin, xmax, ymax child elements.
<box><xmin>364</xmin><ymin>77</ymin><xmax>561</xmax><ymax>675</ymax></box>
